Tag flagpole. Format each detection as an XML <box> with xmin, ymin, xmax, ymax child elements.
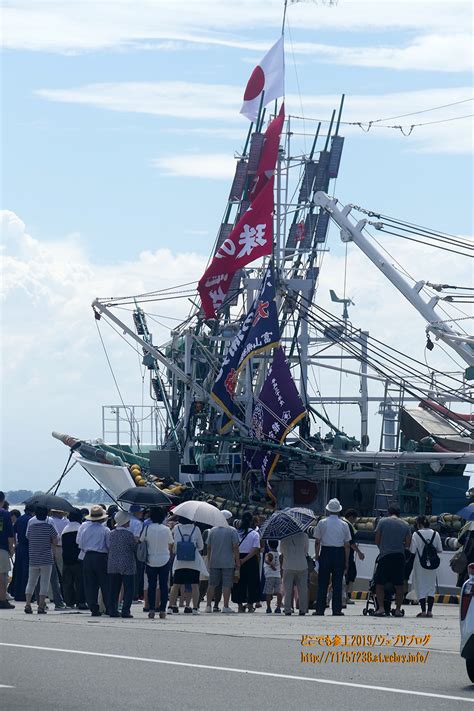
<box><xmin>281</xmin><ymin>0</ymin><xmax>288</xmax><ymax>34</ymax></box>
<box><xmin>275</xmin><ymin>135</ymin><xmax>282</xmax><ymax>276</ymax></box>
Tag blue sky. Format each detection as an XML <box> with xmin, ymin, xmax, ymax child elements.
<box><xmin>1</xmin><ymin>0</ymin><xmax>472</xmax><ymax>492</ymax></box>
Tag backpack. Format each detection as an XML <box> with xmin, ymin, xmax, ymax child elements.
<box><xmin>416</xmin><ymin>530</ymin><xmax>440</xmax><ymax>570</ymax></box>
<box><xmin>176</xmin><ymin>525</ymin><xmax>197</xmax><ymax>561</ymax></box>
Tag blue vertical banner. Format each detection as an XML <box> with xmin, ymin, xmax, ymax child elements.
<box><xmin>244</xmin><ymin>346</ymin><xmax>306</xmax><ymax>501</ymax></box>
<box><xmin>211</xmin><ymin>263</ymin><xmax>280</xmax><ymax>430</ymax></box>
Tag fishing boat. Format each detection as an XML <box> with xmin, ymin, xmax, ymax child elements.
<box><xmin>51</xmin><ymin>25</ymin><xmax>473</xmax><ymax>535</ymax></box>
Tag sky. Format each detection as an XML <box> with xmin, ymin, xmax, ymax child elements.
<box><xmin>1</xmin><ymin>0</ymin><xmax>473</xmax><ymax>493</ymax></box>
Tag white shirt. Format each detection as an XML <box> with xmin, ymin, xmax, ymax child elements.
<box><xmin>238</xmin><ymin>529</ymin><xmax>260</xmax><ymax>554</ymax></box>
<box><xmin>51</xmin><ymin>517</ymin><xmax>68</xmax><ymax>546</ymax></box>
<box><xmin>314</xmin><ymin>515</ymin><xmax>351</xmax><ymax>547</ymax></box>
<box><xmin>141</xmin><ymin>523</ymin><xmax>173</xmax><ymax>568</ymax></box>
<box><xmin>409</xmin><ymin>528</ymin><xmax>442</xmax><ymax>558</ymax></box>
<box><xmin>172</xmin><ymin>524</ymin><xmax>204</xmax><ymax>572</ymax></box>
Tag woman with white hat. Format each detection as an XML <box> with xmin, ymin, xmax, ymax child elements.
<box><xmin>107</xmin><ymin>510</ymin><xmax>137</xmax><ymax>618</ymax></box>
<box><xmin>313</xmin><ymin>499</ymin><xmax>351</xmax><ymax>616</ymax></box>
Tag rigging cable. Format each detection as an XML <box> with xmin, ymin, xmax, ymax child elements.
<box><xmin>95</xmin><ymin>319</ymin><xmax>141</xmax><ymax>449</ymax></box>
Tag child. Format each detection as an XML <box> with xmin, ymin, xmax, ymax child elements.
<box><xmin>263</xmin><ymin>540</ymin><xmax>282</xmax><ymax>614</ymax></box>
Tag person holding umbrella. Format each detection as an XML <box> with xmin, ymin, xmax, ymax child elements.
<box><xmin>168</xmin><ymin>516</ymin><xmax>204</xmax><ymax>614</ymax></box>
<box><xmin>141</xmin><ymin>507</ymin><xmax>173</xmax><ymax>620</ymax></box>
<box><xmin>280</xmin><ymin>530</ymin><xmax>309</xmax><ymax>616</ymax></box>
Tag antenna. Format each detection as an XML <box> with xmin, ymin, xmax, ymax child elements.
<box><xmin>330</xmin><ymin>289</ymin><xmax>354</xmax><ymax>320</ymax></box>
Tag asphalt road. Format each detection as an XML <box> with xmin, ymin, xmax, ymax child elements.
<box><xmin>0</xmin><ymin>602</ymin><xmax>472</xmax><ymax>710</ymax></box>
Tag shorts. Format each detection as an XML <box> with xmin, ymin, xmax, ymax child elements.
<box><xmin>0</xmin><ymin>549</ymin><xmax>10</xmax><ymax>574</ymax></box>
<box><xmin>263</xmin><ymin>577</ymin><xmax>282</xmax><ymax>595</ymax></box>
<box><xmin>209</xmin><ymin>567</ymin><xmax>234</xmax><ymax>588</ymax></box>
<box><xmin>173</xmin><ymin>568</ymin><xmax>200</xmax><ymax>585</ymax></box>
<box><xmin>374</xmin><ymin>553</ymin><xmax>405</xmax><ymax>587</ymax></box>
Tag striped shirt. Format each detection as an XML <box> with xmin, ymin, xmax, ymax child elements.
<box><xmin>26</xmin><ymin>519</ymin><xmax>57</xmax><ymax>566</ymax></box>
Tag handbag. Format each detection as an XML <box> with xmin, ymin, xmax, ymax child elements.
<box><xmin>136</xmin><ymin>525</ymin><xmax>148</xmax><ymax>563</ymax></box>
<box><xmin>176</xmin><ymin>525</ymin><xmax>197</xmax><ymax>561</ymax></box>
<box><xmin>449</xmin><ymin>531</ymin><xmax>473</xmax><ymax>575</ymax></box>
<box><xmin>450</xmin><ymin>549</ymin><xmax>467</xmax><ymax>574</ymax></box>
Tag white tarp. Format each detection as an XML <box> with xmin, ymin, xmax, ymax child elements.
<box><xmin>74</xmin><ymin>454</ymin><xmax>135</xmax><ymax>504</ymax></box>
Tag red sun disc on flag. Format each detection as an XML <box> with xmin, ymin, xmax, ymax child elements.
<box><xmin>243</xmin><ymin>65</ymin><xmax>265</xmax><ymax>101</ymax></box>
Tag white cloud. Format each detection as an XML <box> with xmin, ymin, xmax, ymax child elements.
<box><xmin>3</xmin><ymin>1</ymin><xmax>472</xmax><ymax>54</ymax></box>
<box><xmin>0</xmin><ymin>210</ymin><xmax>208</xmax><ymax>490</ymax></box>
<box><xmin>151</xmin><ymin>153</ymin><xmax>236</xmax><ymax>179</ymax></box>
<box><xmin>301</xmin><ymin>33</ymin><xmax>473</xmax><ymax>73</ymax></box>
<box><xmin>37</xmin><ymin>82</ymin><xmax>474</xmax><ymax>154</ymax></box>
<box><xmin>37</xmin><ymin>81</ymin><xmax>240</xmax><ymax>121</ymax></box>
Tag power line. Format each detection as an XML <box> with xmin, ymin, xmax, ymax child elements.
<box><xmin>365</xmin><ymin>97</ymin><xmax>474</xmax><ymax>124</ymax></box>
<box><xmin>289</xmin><ymin>110</ymin><xmax>473</xmax><ymax>135</ymax></box>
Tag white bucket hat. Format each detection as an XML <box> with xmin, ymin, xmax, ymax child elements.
<box><xmin>114</xmin><ymin>510</ymin><xmax>131</xmax><ymax>527</ymax></box>
<box><xmin>221</xmin><ymin>509</ymin><xmax>233</xmax><ymax>520</ymax></box>
<box><xmin>326</xmin><ymin>498</ymin><xmax>342</xmax><ymax>513</ymax></box>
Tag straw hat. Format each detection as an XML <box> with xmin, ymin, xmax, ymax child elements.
<box><xmin>85</xmin><ymin>505</ymin><xmax>108</xmax><ymax>522</ymax></box>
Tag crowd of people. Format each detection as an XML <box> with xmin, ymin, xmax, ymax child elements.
<box><xmin>0</xmin><ymin>490</ymin><xmax>472</xmax><ymax>620</ymax></box>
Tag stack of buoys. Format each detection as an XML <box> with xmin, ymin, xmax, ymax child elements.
<box><xmin>354</xmin><ymin>513</ymin><xmax>463</xmax><ymax>534</ymax></box>
<box><xmin>129</xmin><ymin>464</ymin><xmax>146</xmax><ymax>487</ymax></box>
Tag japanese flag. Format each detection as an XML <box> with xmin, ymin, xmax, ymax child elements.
<box><xmin>240</xmin><ymin>36</ymin><xmax>284</xmax><ymax>122</ymax></box>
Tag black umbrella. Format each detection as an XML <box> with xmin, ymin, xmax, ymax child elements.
<box><xmin>117</xmin><ymin>486</ymin><xmax>175</xmax><ymax>507</ymax></box>
<box><xmin>24</xmin><ymin>493</ymin><xmax>75</xmax><ymax>513</ymax></box>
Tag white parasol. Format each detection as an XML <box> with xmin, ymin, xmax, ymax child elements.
<box><xmin>172</xmin><ymin>501</ymin><xmax>228</xmax><ymax>527</ymax></box>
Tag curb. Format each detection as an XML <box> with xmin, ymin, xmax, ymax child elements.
<box><xmin>349</xmin><ymin>592</ymin><xmax>459</xmax><ymax>604</ymax></box>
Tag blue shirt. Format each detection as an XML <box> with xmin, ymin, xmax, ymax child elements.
<box><xmin>77</xmin><ymin>521</ymin><xmax>110</xmax><ymax>554</ymax></box>
<box><xmin>0</xmin><ymin>509</ymin><xmax>14</xmax><ymax>551</ymax></box>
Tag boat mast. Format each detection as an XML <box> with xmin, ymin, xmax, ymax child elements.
<box><xmin>313</xmin><ymin>192</ymin><xmax>474</xmax><ymax>367</ymax></box>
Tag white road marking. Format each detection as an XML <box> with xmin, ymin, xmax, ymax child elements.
<box><xmin>0</xmin><ymin>642</ymin><xmax>471</xmax><ymax>702</ymax></box>
<box><xmin>0</xmin><ymin>684</ymin><xmax>15</xmax><ymax>689</ymax></box>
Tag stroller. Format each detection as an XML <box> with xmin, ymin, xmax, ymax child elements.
<box><xmin>362</xmin><ymin>555</ymin><xmax>405</xmax><ymax>617</ymax></box>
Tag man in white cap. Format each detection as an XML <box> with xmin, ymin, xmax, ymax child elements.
<box><xmin>313</xmin><ymin>499</ymin><xmax>351</xmax><ymax>616</ymax></box>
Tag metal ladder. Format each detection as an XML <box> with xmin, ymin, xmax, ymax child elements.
<box><xmin>373</xmin><ymin>381</ymin><xmax>405</xmax><ymax>514</ymax></box>
<box><xmin>378</xmin><ymin>380</ymin><xmax>405</xmax><ymax>452</ymax></box>
<box><xmin>373</xmin><ymin>464</ymin><xmax>400</xmax><ymax>516</ymax></box>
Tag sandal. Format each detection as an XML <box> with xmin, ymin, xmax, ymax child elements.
<box><xmin>393</xmin><ymin>610</ymin><xmax>403</xmax><ymax>617</ymax></box>
<box><xmin>374</xmin><ymin>611</ymin><xmax>386</xmax><ymax>617</ymax></box>
<box><xmin>416</xmin><ymin>612</ymin><xmax>427</xmax><ymax>617</ymax></box>
<box><xmin>24</xmin><ymin>604</ymin><xmax>33</xmax><ymax>614</ymax></box>
<box><xmin>426</xmin><ymin>612</ymin><xmax>433</xmax><ymax>618</ymax></box>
